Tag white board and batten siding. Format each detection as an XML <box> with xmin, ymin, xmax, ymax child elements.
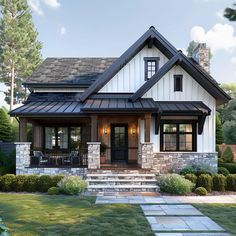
<box><xmin>99</xmin><ymin>45</ymin><xmax>216</xmax><ymax>153</ymax></box>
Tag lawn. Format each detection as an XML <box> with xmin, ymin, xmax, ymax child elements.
<box><xmin>0</xmin><ymin>193</ymin><xmax>154</xmax><ymax>236</ymax></box>
<box><xmin>195</xmin><ymin>203</ymin><xmax>236</xmax><ymax>235</ymax></box>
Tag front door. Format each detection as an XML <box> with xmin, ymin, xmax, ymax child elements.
<box><xmin>111</xmin><ymin>124</ymin><xmax>128</xmax><ymax>163</ymax></box>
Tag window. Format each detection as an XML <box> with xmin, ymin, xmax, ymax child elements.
<box><xmin>44</xmin><ymin>127</ymin><xmax>81</xmax><ymax>150</ymax></box>
<box><xmin>160</xmin><ymin>122</ymin><xmax>196</xmax><ymax>152</ymax></box>
<box><xmin>144</xmin><ymin>57</ymin><xmax>159</xmax><ymax>80</ymax></box>
<box><xmin>174</xmin><ymin>74</ymin><xmax>183</xmax><ymax>91</ymax></box>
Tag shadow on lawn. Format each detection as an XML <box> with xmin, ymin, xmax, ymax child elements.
<box><xmin>0</xmin><ymin>194</ymin><xmax>154</xmax><ymax>236</ymax></box>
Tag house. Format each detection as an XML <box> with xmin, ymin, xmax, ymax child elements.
<box><xmin>11</xmin><ymin>26</ymin><xmax>230</xmax><ymax>181</ymax></box>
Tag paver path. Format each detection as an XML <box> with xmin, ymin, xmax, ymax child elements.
<box><xmin>95</xmin><ymin>193</ymin><xmax>233</xmax><ymax>235</ymax></box>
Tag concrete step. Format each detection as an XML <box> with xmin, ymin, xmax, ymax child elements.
<box><xmin>87</xmin><ymin>173</ymin><xmax>156</xmax><ymax>177</ymax></box>
<box><xmin>87</xmin><ymin>179</ymin><xmax>157</xmax><ymax>182</ymax></box>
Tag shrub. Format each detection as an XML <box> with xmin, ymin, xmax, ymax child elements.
<box><xmin>13</xmin><ymin>175</ymin><xmax>28</xmax><ymax>192</ymax></box>
<box><xmin>212</xmin><ymin>174</ymin><xmax>226</xmax><ymax>192</ymax></box>
<box><xmin>225</xmin><ymin>174</ymin><xmax>236</xmax><ymax>191</ymax></box>
<box><xmin>222</xmin><ymin>146</ymin><xmax>234</xmax><ymax>163</ymax></box>
<box><xmin>48</xmin><ymin>186</ymin><xmax>60</xmax><ymax>195</ymax></box>
<box><xmin>157</xmin><ymin>174</ymin><xmax>194</xmax><ymax>195</ymax></box>
<box><xmin>24</xmin><ymin>175</ymin><xmax>39</xmax><ymax>192</ymax></box>
<box><xmin>180</xmin><ymin>166</ymin><xmax>195</xmax><ymax>175</ymax></box>
<box><xmin>37</xmin><ymin>175</ymin><xmax>53</xmax><ymax>192</ymax></box>
<box><xmin>58</xmin><ymin>176</ymin><xmax>87</xmax><ymax>195</ymax></box>
<box><xmin>195</xmin><ymin>187</ymin><xmax>208</xmax><ymax>196</ymax></box>
<box><xmin>185</xmin><ymin>174</ymin><xmax>197</xmax><ymax>183</ymax></box>
<box><xmin>219</xmin><ymin>163</ymin><xmax>236</xmax><ymax>174</ymax></box>
<box><xmin>0</xmin><ymin>174</ymin><xmax>16</xmax><ymax>192</ymax></box>
<box><xmin>196</xmin><ymin>174</ymin><xmax>212</xmax><ymax>192</ymax></box>
<box><xmin>51</xmin><ymin>175</ymin><xmax>64</xmax><ymax>186</ymax></box>
<box><xmin>218</xmin><ymin>167</ymin><xmax>230</xmax><ymax>176</ymax></box>
<box><xmin>216</xmin><ymin>145</ymin><xmax>222</xmax><ymax>159</ymax></box>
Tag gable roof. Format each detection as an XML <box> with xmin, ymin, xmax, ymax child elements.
<box><xmin>24</xmin><ymin>57</ymin><xmax>117</xmax><ymax>87</ymax></box>
<box><xmin>79</xmin><ymin>26</ymin><xmax>179</xmax><ymax>102</ymax></box>
<box><xmin>131</xmin><ymin>51</ymin><xmax>230</xmax><ymax>105</ymax></box>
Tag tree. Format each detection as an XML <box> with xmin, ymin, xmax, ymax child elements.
<box><xmin>220</xmin><ymin>83</ymin><xmax>236</xmax><ymax>99</ymax></box>
<box><xmin>0</xmin><ymin>0</ymin><xmax>42</xmax><ymax>111</ymax></box>
<box><xmin>223</xmin><ymin>120</ymin><xmax>236</xmax><ymax>144</ymax></box>
<box><xmin>218</xmin><ymin>99</ymin><xmax>236</xmax><ymax>124</ymax></box>
<box><xmin>187</xmin><ymin>41</ymin><xmax>199</xmax><ymax>57</ymax></box>
<box><xmin>0</xmin><ymin>108</ymin><xmax>12</xmax><ymax>141</ymax></box>
<box><xmin>224</xmin><ymin>3</ymin><xmax>236</xmax><ymax>21</ymax></box>
<box><xmin>216</xmin><ymin>114</ymin><xmax>224</xmax><ymax>144</ymax></box>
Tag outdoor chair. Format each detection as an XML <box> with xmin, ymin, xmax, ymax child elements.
<box><xmin>63</xmin><ymin>150</ymin><xmax>79</xmax><ymax>165</ymax></box>
<box><xmin>33</xmin><ymin>151</ymin><xmax>48</xmax><ymax>165</ymax></box>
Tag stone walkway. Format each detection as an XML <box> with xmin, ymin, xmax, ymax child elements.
<box><xmin>95</xmin><ymin>193</ymin><xmax>234</xmax><ymax>235</ymax></box>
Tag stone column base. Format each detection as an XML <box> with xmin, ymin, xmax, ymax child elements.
<box><xmin>87</xmin><ymin>142</ymin><xmax>101</xmax><ymax>169</ymax></box>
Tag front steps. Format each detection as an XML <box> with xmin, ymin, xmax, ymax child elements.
<box><xmin>86</xmin><ymin>169</ymin><xmax>159</xmax><ymax>192</ymax></box>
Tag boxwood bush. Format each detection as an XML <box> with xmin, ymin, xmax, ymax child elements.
<box><xmin>48</xmin><ymin>186</ymin><xmax>60</xmax><ymax>195</ymax></box>
<box><xmin>212</xmin><ymin>174</ymin><xmax>226</xmax><ymax>192</ymax></box>
<box><xmin>37</xmin><ymin>175</ymin><xmax>54</xmax><ymax>192</ymax></box>
<box><xmin>57</xmin><ymin>176</ymin><xmax>87</xmax><ymax>195</ymax></box>
<box><xmin>196</xmin><ymin>174</ymin><xmax>212</xmax><ymax>192</ymax></box>
<box><xmin>219</xmin><ymin>163</ymin><xmax>236</xmax><ymax>174</ymax></box>
<box><xmin>24</xmin><ymin>175</ymin><xmax>39</xmax><ymax>192</ymax></box>
<box><xmin>185</xmin><ymin>173</ymin><xmax>197</xmax><ymax>183</ymax></box>
<box><xmin>225</xmin><ymin>174</ymin><xmax>236</xmax><ymax>191</ymax></box>
<box><xmin>13</xmin><ymin>175</ymin><xmax>28</xmax><ymax>192</ymax></box>
<box><xmin>218</xmin><ymin>167</ymin><xmax>230</xmax><ymax>176</ymax></box>
<box><xmin>194</xmin><ymin>187</ymin><xmax>208</xmax><ymax>196</ymax></box>
<box><xmin>222</xmin><ymin>146</ymin><xmax>234</xmax><ymax>163</ymax></box>
<box><xmin>0</xmin><ymin>174</ymin><xmax>15</xmax><ymax>192</ymax></box>
<box><xmin>157</xmin><ymin>174</ymin><xmax>194</xmax><ymax>195</ymax></box>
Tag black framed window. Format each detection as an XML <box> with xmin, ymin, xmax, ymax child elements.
<box><xmin>44</xmin><ymin>127</ymin><xmax>81</xmax><ymax>150</ymax></box>
<box><xmin>160</xmin><ymin>122</ymin><xmax>196</xmax><ymax>152</ymax></box>
<box><xmin>144</xmin><ymin>57</ymin><xmax>159</xmax><ymax>80</ymax></box>
<box><xmin>174</xmin><ymin>74</ymin><xmax>183</xmax><ymax>91</ymax></box>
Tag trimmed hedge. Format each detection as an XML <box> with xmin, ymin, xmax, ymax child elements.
<box><xmin>184</xmin><ymin>174</ymin><xmax>197</xmax><ymax>183</ymax></box>
<box><xmin>222</xmin><ymin>146</ymin><xmax>234</xmax><ymax>163</ymax></box>
<box><xmin>218</xmin><ymin>167</ymin><xmax>230</xmax><ymax>176</ymax></box>
<box><xmin>219</xmin><ymin>163</ymin><xmax>236</xmax><ymax>174</ymax></box>
<box><xmin>48</xmin><ymin>187</ymin><xmax>60</xmax><ymax>195</ymax></box>
<box><xmin>212</xmin><ymin>174</ymin><xmax>226</xmax><ymax>192</ymax></box>
<box><xmin>0</xmin><ymin>174</ymin><xmax>64</xmax><ymax>192</ymax></box>
<box><xmin>195</xmin><ymin>187</ymin><xmax>208</xmax><ymax>196</ymax></box>
<box><xmin>226</xmin><ymin>174</ymin><xmax>236</xmax><ymax>191</ymax></box>
<box><xmin>196</xmin><ymin>174</ymin><xmax>212</xmax><ymax>192</ymax></box>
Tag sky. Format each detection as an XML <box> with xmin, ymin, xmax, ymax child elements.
<box><xmin>1</xmin><ymin>0</ymin><xmax>236</xmax><ymax>108</ymax></box>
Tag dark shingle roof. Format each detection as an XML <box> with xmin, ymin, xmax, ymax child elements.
<box><xmin>25</xmin><ymin>57</ymin><xmax>117</xmax><ymax>86</ymax></box>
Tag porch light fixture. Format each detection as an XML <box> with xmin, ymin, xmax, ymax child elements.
<box><xmin>103</xmin><ymin>127</ymin><xmax>108</xmax><ymax>135</ymax></box>
<box><xmin>131</xmin><ymin>127</ymin><xmax>136</xmax><ymax>135</ymax></box>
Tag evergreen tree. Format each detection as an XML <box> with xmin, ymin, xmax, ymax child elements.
<box><xmin>224</xmin><ymin>3</ymin><xmax>236</xmax><ymax>21</ymax></box>
<box><xmin>187</xmin><ymin>41</ymin><xmax>198</xmax><ymax>57</ymax></box>
<box><xmin>0</xmin><ymin>108</ymin><xmax>12</xmax><ymax>141</ymax></box>
<box><xmin>216</xmin><ymin>114</ymin><xmax>224</xmax><ymax>145</ymax></box>
<box><xmin>0</xmin><ymin>0</ymin><xmax>42</xmax><ymax>110</ymax></box>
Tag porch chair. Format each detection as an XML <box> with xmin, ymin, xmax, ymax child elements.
<box><xmin>33</xmin><ymin>151</ymin><xmax>48</xmax><ymax>165</ymax></box>
<box><xmin>63</xmin><ymin>150</ymin><xmax>79</xmax><ymax>165</ymax></box>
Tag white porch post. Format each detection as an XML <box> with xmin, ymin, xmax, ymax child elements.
<box><xmin>141</xmin><ymin>142</ymin><xmax>153</xmax><ymax>169</ymax></box>
<box><xmin>87</xmin><ymin>142</ymin><xmax>101</xmax><ymax>169</ymax></box>
<box><xmin>15</xmin><ymin>142</ymin><xmax>31</xmax><ymax>175</ymax></box>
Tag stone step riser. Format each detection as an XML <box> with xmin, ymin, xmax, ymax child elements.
<box><xmin>87</xmin><ymin>188</ymin><xmax>159</xmax><ymax>192</ymax></box>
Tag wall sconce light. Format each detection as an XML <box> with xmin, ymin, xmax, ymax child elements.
<box><xmin>103</xmin><ymin>127</ymin><xmax>108</xmax><ymax>135</ymax></box>
<box><xmin>131</xmin><ymin>127</ymin><xmax>136</xmax><ymax>135</ymax></box>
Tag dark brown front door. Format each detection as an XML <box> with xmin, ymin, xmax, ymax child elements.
<box><xmin>111</xmin><ymin>124</ymin><xmax>128</xmax><ymax>163</ymax></box>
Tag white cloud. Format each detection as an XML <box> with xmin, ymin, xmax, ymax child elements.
<box><xmin>28</xmin><ymin>0</ymin><xmax>43</xmax><ymax>15</ymax></box>
<box><xmin>190</xmin><ymin>24</ymin><xmax>236</xmax><ymax>54</ymax></box>
<box><xmin>43</xmin><ymin>0</ymin><xmax>60</xmax><ymax>8</ymax></box>
<box><xmin>60</xmin><ymin>26</ymin><xmax>66</xmax><ymax>35</ymax></box>
<box><xmin>231</xmin><ymin>57</ymin><xmax>236</xmax><ymax>64</ymax></box>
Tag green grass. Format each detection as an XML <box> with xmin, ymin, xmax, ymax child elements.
<box><xmin>194</xmin><ymin>204</ymin><xmax>236</xmax><ymax>235</ymax></box>
<box><xmin>0</xmin><ymin>193</ymin><xmax>153</xmax><ymax>236</ymax></box>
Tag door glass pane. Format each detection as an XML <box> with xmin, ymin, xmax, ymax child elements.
<box><xmin>58</xmin><ymin>127</ymin><xmax>68</xmax><ymax>149</ymax></box>
<box><xmin>163</xmin><ymin>124</ymin><xmax>177</xmax><ymax>132</ymax></box>
<box><xmin>45</xmin><ymin>127</ymin><xmax>55</xmax><ymax>149</ymax></box>
<box><xmin>179</xmin><ymin>134</ymin><xmax>192</xmax><ymax>151</ymax></box>
<box><xmin>179</xmin><ymin>124</ymin><xmax>192</xmax><ymax>132</ymax></box>
<box><xmin>70</xmin><ymin>127</ymin><xmax>81</xmax><ymax>149</ymax></box>
<box><xmin>163</xmin><ymin>134</ymin><xmax>176</xmax><ymax>151</ymax></box>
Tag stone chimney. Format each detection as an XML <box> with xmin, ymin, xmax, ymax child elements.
<box><xmin>192</xmin><ymin>43</ymin><xmax>210</xmax><ymax>74</ymax></box>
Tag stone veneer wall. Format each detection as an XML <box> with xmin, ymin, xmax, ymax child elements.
<box><xmin>15</xmin><ymin>142</ymin><xmax>87</xmax><ymax>178</ymax></box>
<box><xmin>152</xmin><ymin>152</ymin><xmax>218</xmax><ymax>174</ymax></box>
<box><xmin>87</xmin><ymin>142</ymin><xmax>100</xmax><ymax>169</ymax></box>
<box><xmin>141</xmin><ymin>143</ymin><xmax>153</xmax><ymax>169</ymax></box>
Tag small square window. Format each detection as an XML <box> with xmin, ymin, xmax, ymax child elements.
<box><xmin>144</xmin><ymin>57</ymin><xmax>160</xmax><ymax>80</ymax></box>
<box><xmin>174</xmin><ymin>75</ymin><xmax>183</xmax><ymax>92</ymax></box>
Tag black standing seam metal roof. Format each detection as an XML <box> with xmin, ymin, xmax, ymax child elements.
<box><xmin>10</xmin><ymin>91</ymin><xmax>211</xmax><ymax>117</ymax></box>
